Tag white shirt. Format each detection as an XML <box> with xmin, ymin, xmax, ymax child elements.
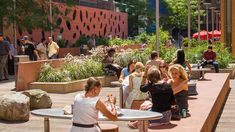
<box><xmin>48</xmin><ymin>41</ymin><xmax>59</xmax><ymax>58</ymax></box>
<box><xmin>71</xmin><ymin>94</ymin><xmax>101</xmax><ymax>132</ymax></box>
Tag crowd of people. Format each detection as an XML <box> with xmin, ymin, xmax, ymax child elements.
<box><xmin>79</xmin><ymin>47</ymin><xmax>219</xmax><ymax>130</ymax></box>
<box><xmin>0</xmin><ymin>34</ymin><xmax>60</xmax><ymax>81</ymax></box>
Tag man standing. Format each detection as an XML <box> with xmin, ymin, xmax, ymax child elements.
<box><xmin>201</xmin><ymin>45</ymin><xmax>219</xmax><ymax>73</ymax></box>
<box><xmin>21</xmin><ymin>35</ymin><xmax>40</xmax><ymax>61</ymax></box>
<box><xmin>37</xmin><ymin>38</ymin><xmax>48</xmax><ymax>60</ymax></box>
<box><xmin>48</xmin><ymin>37</ymin><xmax>59</xmax><ymax>59</ymax></box>
<box><xmin>87</xmin><ymin>35</ymin><xmax>96</xmax><ymax>50</ymax></box>
<box><xmin>0</xmin><ymin>34</ymin><xmax>10</xmax><ymax>80</ymax></box>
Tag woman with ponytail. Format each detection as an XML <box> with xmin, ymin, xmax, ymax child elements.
<box><xmin>71</xmin><ymin>77</ymin><xmax>117</xmax><ymax>132</ymax></box>
<box><xmin>125</xmin><ymin>62</ymin><xmax>149</xmax><ymax>108</ymax></box>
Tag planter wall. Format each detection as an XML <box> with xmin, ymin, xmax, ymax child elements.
<box><xmin>58</xmin><ymin>48</ymin><xmax>80</xmax><ymax>58</ymax></box>
<box><xmin>191</xmin><ymin>68</ymin><xmax>235</xmax><ymax>79</ymax></box>
<box><xmin>29</xmin><ymin>76</ymin><xmax>118</xmax><ymax>93</ymax></box>
<box><xmin>16</xmin><ymin>59</ymin><xmax>64</xmax><ymax>91</ymax></box>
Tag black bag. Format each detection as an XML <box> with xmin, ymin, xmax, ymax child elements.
<box><xmin>171</xmin><ymin>105</ymin><xmax>181</xmax><ymax>121</ymax></box>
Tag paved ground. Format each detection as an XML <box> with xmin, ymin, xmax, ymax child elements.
<box><xmin>0</xmin><ymin>76</ymin><xmax>137</xmax><ymax>132</ymax></box>
<box><xmin>215</xmin><ymin>80</ymin><xmax>235</xmax><ymax>132</ymax></box>
<box><xmin>0</xmin><ymin>76</ymin><xmax>234</xmax><ymax>132</ymax></box>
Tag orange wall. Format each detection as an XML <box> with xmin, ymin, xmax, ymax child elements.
<box><xmin>16</xmin><ymin>59</ymin><xmax>64</xmax><ymax>91</ymax></box>
<box><xmin>58</xmin><ymin>48</ymin><xmax>80</xmax><ymax>58</ymax></box>
<box><xmin>17</xmin><ymin>2</ymin><xmax>128</xmax><ymax>44</ymax></box>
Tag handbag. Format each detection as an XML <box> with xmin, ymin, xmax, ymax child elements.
<box><xmin>171</xmin><ymin>105</ymin><xmax>181</xmax><ymax>121</ymax></box>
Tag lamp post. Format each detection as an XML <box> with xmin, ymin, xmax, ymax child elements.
<box><xmin>188</xmin><ymin>0</ymin><xmax>191</xmax><ymax>40</ymax></box>
<box><xmin>210</xmin><ymin>7</ymin><xmax>216</xmax><ymax>42</ymax></box>
<box><xmin>214</xmin><ymin>10</ymin><xmax>220</xmax><ymax>30</ymax></box>
<box><xmin>203</xmin><ymin>2</ymin><xmax>211</xmax><ymax>44</ymax></box>
<box><xmin>197</xmin><ymin>0</ymin><xmax>201</xmax><ymax>42</ymax></box>
<box><xmin>49</xmin><ymin>0</ymin><xmax>53</xmax><ymax>37</ymax></box>
<box><xmin>156</xmin><ymin>0</ymin><xmax>160</xmax><ymax>53</ymax></box>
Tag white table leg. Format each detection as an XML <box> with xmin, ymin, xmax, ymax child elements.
<box><xmin>139</xmin><ymin>120</ymin><xmax>148</xmax><ymax>132</ymax></box>
<box><xmin>44</xmin><ymin>117</ymin><xmax>50</xmax><ymax>132</ymax></box>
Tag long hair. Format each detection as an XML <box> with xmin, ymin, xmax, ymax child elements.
<box><xmin>176</xmin><ymin>49</ymin><xmax>186</xmax><ymax>66</ymax></box>
<box><xmin>127</xmin><ymin>59</ymin><xmax>137</xmax><ymax>73</ymax></box>
<box><xmin>168</xmin><ymin>64</ymin><xmax>188</xmax><ymax>80</ymax></box>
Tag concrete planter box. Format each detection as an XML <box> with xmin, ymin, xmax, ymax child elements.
<box><xmin>191</xmin><ymin>68</ymin><xmax>235</xmax><ymax>79</ymax></box>
<box><xmin>29</xmin><ymin>76</ymin><xmax>118</xmax><ymax>93</ymax></box>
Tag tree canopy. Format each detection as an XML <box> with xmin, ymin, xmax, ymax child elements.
<box><xmin>0</xmin><ymin>0</ymin><xmax>75</xmax><ymax>34</ymax></box>
<box><xmin>160</xmin><ymin>0</ymin><xmax>204</xmax><ymax>31</ymax></box>
<box><xmin>115</xmin><ymin>0</ymin><xmax>147</xmax><ymax>36</ymax></box>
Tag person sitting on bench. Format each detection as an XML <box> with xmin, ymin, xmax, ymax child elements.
<box><xmin>201</xmin><ymin>45</ymin><xmax>219</xmax><ymax>73</ymax></box>
<box><xmin>102</xmin><ymin>48</ymin><xmax>122</xmax><ymax>78</ymax></box>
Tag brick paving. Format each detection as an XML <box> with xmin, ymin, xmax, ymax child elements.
<box><xmin>0</xmin><ymin>76</ymin><xmax>234</xmax><ymax>132</ymax></box>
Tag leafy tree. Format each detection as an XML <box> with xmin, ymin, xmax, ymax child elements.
<box><xmin>160</xmin><ymin>0</ymin><xmax>204</xmax><ymax>31</ymax></box>
<box><xmin>0</xmin><ymin>0</ymin><xmax>75</xmax><ymax>34</ymax></box>
<box><xmin>115</xmin><ymin>0</ymin><xmax>148</xmax><ymax>36</ymax></box>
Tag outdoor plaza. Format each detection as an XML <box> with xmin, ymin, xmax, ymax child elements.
<box><xmin>1</xmin><ymin>0</ymin><xmax>235</xmax><ymax>132</ymax></box>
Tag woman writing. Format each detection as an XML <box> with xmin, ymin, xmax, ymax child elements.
<box><xmin>71</xmin><ymin>77</ymin><xmax>117</xmax><ymax>132</ymax></box>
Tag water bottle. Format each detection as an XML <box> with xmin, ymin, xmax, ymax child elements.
<box><xmin>181</xmin><ymin>109</ymin><xmax>187</xmax><ymax>118</ymax></box>
<box><xmin>197</xmin><ymin>61</ymin><xmax>200</xmax><ymax>69</ymax></box>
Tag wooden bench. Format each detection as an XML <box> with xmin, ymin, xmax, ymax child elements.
<box><xmin>149</xmin><ymin>73</ymin><xmax>230</xmax><ymax>132</ymax></box>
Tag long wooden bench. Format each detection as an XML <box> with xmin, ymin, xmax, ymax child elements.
<box><xmin>148</xmin><ymin>73</ymin><xmax>230</xmax><ymax>132</ymax></box>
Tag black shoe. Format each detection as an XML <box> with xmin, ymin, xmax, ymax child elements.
<box><xmin>3</xmin><ymin>78</ymin><xmax>9</xmax><ymax>80</ymax></box>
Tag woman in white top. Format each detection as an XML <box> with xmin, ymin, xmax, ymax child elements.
<box><xmin>71</xmin><ymin>77</ymin><xmax>117</xmax><ymax>132</ymax></box>
<box><xmin>125</xmin><ymin>62</ymin><xmax>149</xmax><ymax>108</ymax></box>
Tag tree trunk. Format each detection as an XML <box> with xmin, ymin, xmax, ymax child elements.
<box><xmin>0</xmin><ymin>17</ymin><xmax>3</xmax><ymax>34</ymax></box>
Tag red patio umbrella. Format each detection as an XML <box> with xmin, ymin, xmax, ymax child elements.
<box><xmin>192</xmin><ymin>30</ymin><xmax>212</xmax><ymax>40</ymax></box>
<box><xmin>209</xmin><ymin>30</ymin><xmax>221</xmax><ymax>37</ymax></box>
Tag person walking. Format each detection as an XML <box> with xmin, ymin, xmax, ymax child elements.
<box><xmin>47</xmin><ymin>37</ymin><xmax>59</xmax><ymax>59</ymax></box>
<box><xmin>21</xmin><ymin>35</ymin><xmax>40</xmax><ymax>61</ymax></box>
<box><xmin>0</xmin><ymin>34</ymin><xmax>10</xmax><ymax>80</ymax></box>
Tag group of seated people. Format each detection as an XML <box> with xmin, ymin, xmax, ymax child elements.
<box><xmin>70</xmin><ymin>46</ymin><xmax>220</xmax><ymax>131</ymax></box>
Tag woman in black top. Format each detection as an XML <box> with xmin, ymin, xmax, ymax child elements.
<box><xmin>128</xmin><ymin>66</ymin><xmax>175</xmax><ymax>128</ymax></box>
<box><xmin>141</xmin><ymin>66</ymin><xmax>175</xmax><ymax>127</ymax></box>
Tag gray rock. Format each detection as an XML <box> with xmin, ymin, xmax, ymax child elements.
<box><xmin>22</xmin><ymin>89</ymin><xmax>52</xmax><ymax>110</ymax></box>
<box><xmin>0</xmin><ymin>93</ymin><xmax>30</xmax><ymax>121</ymax></box>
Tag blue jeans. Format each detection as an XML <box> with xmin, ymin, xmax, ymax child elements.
<box><xmin>201</xmin><ymin>60</ymin><xmax>219</xmax><ymax>73</ymax></box>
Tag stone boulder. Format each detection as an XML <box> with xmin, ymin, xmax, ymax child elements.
<box><xmin>22</xmin><ymin>89</ymin><xmax>52</xmax><ymax>110</ymax></box>
<box><xmin>0</xmin><ymin>93</ymin><xmax>30</xmax><ymax>121</ymax></box>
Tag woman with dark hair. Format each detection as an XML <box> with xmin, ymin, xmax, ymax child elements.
<box><xmin>71</xmin><ymin>77</ymin><xmax>117</xmax><ymax>132</ymax></box>
<box><xmin>170</xmin><ymin>49</ymin><xmax>192</xmax><ymax>77</ymax></box>
<box><xmin>118</xmin><ymin>59</ymin><xmax>136</xmax><ymax>82</ymax></box>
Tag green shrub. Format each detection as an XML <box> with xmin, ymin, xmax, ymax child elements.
<box><xmin>57</xmin><ymin>39</ymin><xmax>67</xmax><ymax>48</ymax></box>
<box><xmin>115</xmin><ymin>50</ymin><xmax>149</xmax><ymax>67</ymax></box>
<box><xmin>37</xmin><ymin>55</ymin><xmax>105</xmax><ymax>82</ymax></box>
<box><xmin>73</xmin><ymin>35</ymin><xmax>89</xmax><ymax>47</ymax></box>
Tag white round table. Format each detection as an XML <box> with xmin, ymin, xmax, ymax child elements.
<box><xmin>32</xmin><ymin>108</ymin><xmax>162</xmax><ymax>132</ymax></box>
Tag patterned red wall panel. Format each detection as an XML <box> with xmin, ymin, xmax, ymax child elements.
<box><xmin>18</xmin><ymin>2</ymin><xmax>128</xmax><ymax>44</ymax></box>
